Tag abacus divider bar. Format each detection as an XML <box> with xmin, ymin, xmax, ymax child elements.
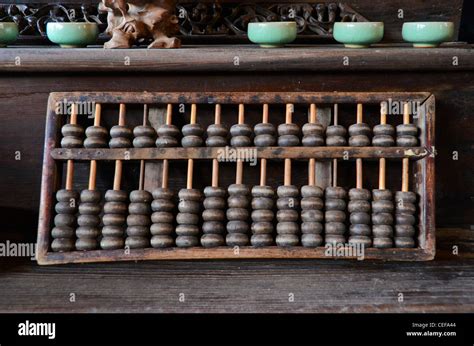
<box><xmin>212</xmin><ymin>159</ymin><xmax>219</xmax><ymax>188</ymax></box>
<box><xmin>260</xmin><ymin>158</ymin><xmax>267</xmax><ymax>186</ymax></box>
<box><xmin>187</xmin><ymin>159</ymin><xmax>194</xmax><ymax>189</ymax></box>
<box><xmin>89</xmin><ymin>160</ymin><xmax>97</xmax><ymax>190</ymax></box>
<box><xmin>65</xmin><ymin>160</ymin><xmax>74</xmax><ymax>190</ymax></box>
<box><xmin>379</xmin><ymin>158</ymin><xmax>386</xmax><ymax>190</ymax></box>
<box><xmin>162</xmin><ymin>159</ymin><xmax>169</xmax><ymax>189</ymax></box>
<box><xmin>284</xmin><ymin>158</ymin><xmax>291</xmax><ymax>186</ymax></box>
<box><xmin>356</xmin><ymin>158</ymin><xmax>363</xmax><ymax>189</ymax></box>
<box><xmin>113</xmin><ymin>160</ymin><xmax>122</xmax><ymax>191</ymax></box>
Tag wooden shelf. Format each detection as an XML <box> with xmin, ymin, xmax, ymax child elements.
<box><xmin>51</xmin><ymin>146</ymin><xmax>429</xmax><ymax>161</ymax></box>
<box><xmin>1</xmin><ymin>45</ymin><xmax>473</xmax><ymax>72</ymax></box>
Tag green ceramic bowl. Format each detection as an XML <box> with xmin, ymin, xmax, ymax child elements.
<box><xmin>47</xmin><ymin>22</ymin><xmax>99</xmax><ymax>48</ymax></box>
<box><xmin>0</xmin><ymin>22</ymin><xmax>19</xmax><ymax>47</ymax></box>
<box><xmin>402</xmin><ymin>22</ymin><xmax>454</xmax><ymax>48</ymax></box>
<box><xmin>333</xmin><ymin>22</ymin><xmax>384</xmax><ymax>48</ymax></box>
<box><xmin>248</xmin><ymin>22</ymin><xmax>297</xmax><ymax>48</ymax></box>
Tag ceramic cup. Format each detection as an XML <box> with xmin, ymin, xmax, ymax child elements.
<box><xmin>46</xmin><ymin>22</ymin><xmax>99</xmax><ymax>48</ymax></box>
<box><xmin>0</xmin><ymin>22</ymin><xmax>19</xmax><ymax>47</ymax></box>
<box><xmin>247</xmin><ymin>22</ymin><xmax>297</xmax><ymax>48</ymax></box>
<box><xmin>402</xmin><ymin>22</ymin><xmax>454</xmax><ymax>48</ymax></box>
<box><xmin>333</xmin><ymin>22</ymin><xmax>384</xmax><ymax>48</ymax></box>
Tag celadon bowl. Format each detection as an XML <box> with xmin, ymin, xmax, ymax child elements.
<box><xmin>47</xmin><ymin>22</ymin><xmax>99</xmax><ymax>48</ymax></box>
<box><xmin>402</xmin><ymin>22</ymin><xmax>454</xmax><ymax>48</ymax></box>
<box><xmin>0</xmin><ymin>22</ymin><xmax>19</xmax><ymax>47</ymax></box>
<box><xmin>248</xmin><ymin>22</ymin><xmax>297</xmax><ymax>48</ymax></box>
<box><xmin>333</xmin><ymin>22</ymin><xmax>384</xmax><ymax>48</ymax></box>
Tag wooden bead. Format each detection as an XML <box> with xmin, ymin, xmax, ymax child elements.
<box><xmin>127</xmin><ymin>214</ymin><xmax>151</xmax><ymax>226</ymax></box>
<box><xmin>101</xmin><ymin>189</ymin><xmax>128</xmax><ymax>250</ymax></box>
<box><xmin>126</xmin><ymin>225</ymin><xmax>149</xmax><ymax>237</ymax></box>
<box><xmin>372</xmin><ymin>200</ymin><xmax>394</xmax><ymax>213</ymax></box>
<box><xmin>324</xmin><ymin>199</ymin><xmax>346</xmax><ymax>211</ymax></box>
<box><xmin>129</xmin><ymin>202</ymin><xmax>152</xmax><ymax>215</ymax></box>
<box><xmin>75</xmin><ymin>237</ymin><xmax>99</xmax><ymax>251</ymax></box>
<box><xmin>109</xmin><ymin>125</ymin><xmax>132</xmax><ymax>148</ymax></box>
<box><xmin>176</xmin><ymin>188</ymin><xmax>201</xmax><ymax>248</ymax></box>
<box><xmin>228</xmin><ymin>195</ymin><xmax>250</xmax><ymax>208</ymax></box>
<box><xmin>301</xmin><ymin>210</ymin><xmax>324</xmax><ymax>222</ymax></box>
<box><xmin>206</xmin><ymin>124</ymin><xmax>228</xmax><ymax>147</ymax></box>
<box><xmin>103</xmin><ymin>214</ymin><xmax>126</xmax><ymax>226</ymax></box>
<box><xmin>101</xmin><ymin>237</ymin><xmax>125</xmax><ymax>250</ymax></box>
<box><xmin>349</xmin><ymin>224</ymin><xmax>371</xmax><ymax>236</ymax></box>
<box><xmin>204</xmin><ymin>186</ymin><xmax>227</xmax><ymax>198</ymax></box>
<box><xmin>226</xmin><ymin>183</ymin><xmax>250</xmax><ymax>246</ymax></box>
<box><xmin>55</xmin><ymin>201</ymin><xmax>77</xmax><ymax>214</ymax></box>
<box><xmin>372</xmin><ymin>225</ymin><xmax>393</xmax><ymax>238</ymax></box>
<box><xmin>206</xmin><ymin>136</ymin><xmax>228</xmax><ymax>147</ymax></box>
<box><xmin>349</xmin><ymin>188</ymin><xmax>371</xmax><ymax>247</ymax></box>
<box><xmin>151</xmin><ymin>199</ymin><xmax>175</xmax><ymax>212</ymax></box>
<box><xmin>61</xmin><ymin>124</ymin><xmax>84</xmax><ymax>148</ymax></box>
<box><xmin>130</xmin><ymin>190</ymin><xmax>153</xmax><ymax>203</ymax></box>
<box><xmin>227</xmin><ymin>208</ymin><xmax>249</xmax><ymax>221</ymax></box>
<box><xmin>276</xmin><ymin>234</ymin><xmax>299</xmax><ymax>247</ymax></box>
<box><xmin>325</xmin><ymin>186</ymin><xmax>347</xmax><ymax>244</ymax></box>
<box><xmin>372</xmin><ymin>213</ymin><xmax>393</xmax><ymax>225</ymax></box>
<box><xmin>226</xmin><ymin>233</ymin><xmax>249</xmax><ymax>246</ymax></box>
<box><xmin>301</xmin><ymin>234</ymin><xmax>323</xmax><ymax>247</ymax></box>
<box><xmin>78</xmin><ymin>202</ymin><xmax>101</xmax><ymax>215</ymax></box>
<box><xmin>151</xmin><ymin>236</ymin><xmax>175</xmax><ymax>248</ymax></box>
<box><xmin>125</xmin><ymin>236</ymin><xmax>150</xmax><ymax>249</ymax></box>
<box><xmin>301</xmin><ymin>222</ymin><xmax>323</xmax><ymax>234</ymax></box>
<box><xmin>203</xmin><ymin>197</ymin><xmax>226</xmax><ymax>210</ymax></box>
<box><xmin>51</xmin><ymin>238</ymin><xmax>75</xmax><ymax>252</ymax></box>
<box><xmin>301</xmin><ymin>185</ymin><xmax>324</xmax><ymax>198</ymax></box>
<box><xmin>182</xmin><ymin>135</ymin><xmax>203</xmax><ymax>147</ymax></box>
<box><xmin>278</xmin><ymin>135</ymin><xmax>300</xmax><ymax>147</ymax></box>
<box><xmin>156</xmin><ymin>136</ymin><xmax>179</xmax><ymax>148</ymax></box>
<box><xmin>126</xmin><ymin>190</ymin><xmax>152</xmax><ymax>249</ymax></box>
<box><xmin>348</xmin><ymin>123</ymin><xmax>371</xmax><ymax>147</ymax></box>
<box><xmin>176</xmin><ymin>224</ymin><xmax>199</xmax><ymax>236</ymax></box>
<box><xmin>302</xmin><ymin>122</ymin><xmax>324</xmax><ymax>147</ymax></box>
<box><xmin>251</xmin><ymin>234</ymin><xmax>273</xmax><ymax>247</ymax></box>
<box><xmin>202</xmin><ymin>209</ymin><xmax>225</xmax><ymax>221</ymax></box>
<box><xmin>156</xmin><ymin>124</ymin><xmax>179</xmax><ymax>148</ymax></box>
<box><xmin>251</xmin><ymin>222</ymin><xmax>274</xmax><ymax>234</ymax></box>
<box><xmin>101</xmin><ymin>225</ymin><xmax>125</xmax><ymax>237</ymax></box>
<box><xmin>325</xmin><ymin>222</ymin><xmax>346</xmax><ymax>234</ymax></box>
<box><xmin>325</xmin><ymin>210</ymin><xmax>346</xmax><ymax>223</ymax></box>
<box><xmin>348</xmin><ymin>235</ymin><xmax>371</xmax><ymax>247</ymax></box>
<box><xmin>230</xmin><ymin>124</ymin><xmax>253</xmax><ymax>147</ymax></box>
<box><xmin>325</xmin><ymin>234</ymin><xmax>347</xmax><ymax>244</ymax></box>
<box><xmin>178</xmin><ymin>188</ymin><xmax>203</xmax><ymax>201</ymax></box>
<box><xmin>373</xmin><ymin>237</ymin><xmax>393</xmax><ymax>248</ymax></box>
<box><xmin>226</xmin><ymin>220</ymin><xmax>249</xmax><ymax>233</ymax></box>
<box><xmin>228</xmin><ymin>184</ymin><xmax>250</xmax><ymax>196</ymax></box>
<box><xmin>178</xmin><ymin>200</ymin><xmax>201</xmax><ymax>213</ymax></box>
<box><xmin>152</xmin><ymin>188</ymin><xmax>174</xmax><ymax>200</ymax></box>
<box><xmin>133</xmin><ymin>125</ymin><xmax>156</xmax><ymax>148</ymax></box>
<box><xmin>176</xmin><ymin>212</ymin><xmax>199</xmax><ymax>225</ymax></box>
<box><xmin>394</xmin><ymin>190</ymin><xmax>417</xmax><ymax>248</ymax></box>
<box><xmin>372</xmin><ymin>124</ymin><xmax>395</xmax><ymax>146</ymax></box>
<box><xmin>251</xmin><ymin>197</ymin><xmax>273</xmax><ymax>210</ymax></box>
<box><xmin>348</xmin><ymin>200</ymin><xmax>371</xmax><ymax>213</ymax></box>
<box><xmin>251</xmin><ymin>209</ymin><xmax>274</xmax><ymax>222</ymax></box>
<box><xmin>394</xmin><ymin>237</ymin><xmax>415</xmax><ymax>248</ymax></box>
<box><xmin>254</xmin><ymin>123</ymin><xmax>276</xmax><ymax>147</ymax></box>
<box><xmin>150</xmin><ymin>223</ymin><xmax>174</xmax><ymax>235</ymax></box>
<box><xmin>151</xmin><ymin>211</ymin><xmax>174</xmax><ymax>224</ymax></box>
<box><xmin>277</xmin><ymin>209</ymin><xmax>299</xmax><ymax>222</ymax></box>
<box><xmin>395</xmin><ymin>225</ymin><xmax>415</xmax><ymax>237</ymax></box>
<box><xmin>201</xmin><ymin>234</ymin><xmax>225</xmax><ymax>247</ymax></box>
<box><xmin>251</xmin><ymin>185</ymin><xmax>274</xmax><ymax>198</ymax></box>
<box><xmin>254</xmin><ymin>134</ymin><xmax>276</xmax><ymax>147</ymax></box>
<box><xmin>395</xmin><ymin>213</ymin><xmax>416</xmax><ymax>225</ymax></box>
<box><xmin>230</xmin><ymin>136</ymin><xmax>252</xmax><ymax>147</ymax></box>
<box><xmin>84</xmin><ymin>125</ymin><xmax>108</xmax><ymax>148</ymax></box>
<box><xmin>176</xmin><ymin>236</ymin><xmax>199</xmax><ymax>248</ymax></box>
<box><xmin>325</xmin><ymin>186</ymin><xmax>347</xmax><ymax>199</ymax></box>
<box><xmin>202</xmin><ymin>221</ymin><xmax>226</xmax><ymax>234</ymax></box>
<box><xmin>326</xmin><ymin>125</ymin><xmax>347</xmax><ymax>146</ymax></box>
<box><xmin>52</xmin><ymin>226</ymin><xmax>75</xmax><ymax>238</ymax></box>
<box><xmin>396</xmin><ymin>124</ymin><xmax>418</xmax><ymax>147</ymax></box>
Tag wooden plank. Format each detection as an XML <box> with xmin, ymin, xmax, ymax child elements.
<box><xmin>1</xmin><ymin>47</ymin><xmax>472</xmax><ymax>73</ymax></box>
<box><xmin>50</xmin><ymin>147</ymin><xmax>429</xmax><ymax>161</ymax></box>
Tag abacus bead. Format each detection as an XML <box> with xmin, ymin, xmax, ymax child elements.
<box><xmin>254</xmin><ymin>134</ymin><xmax>276</xmax><ymax>147</ymax></box>
<box><xmin>325</xmin><ymin>235</ymin><xmax>346</xmax><ymax>244</ymax></box>
<box><xmin>62</xmin><ymin>123</ymin><xmax>84</xmax><ymax>138</ymax></box>
<box><xmin>325</xmin><ymin>199</ymin><xmax>346</xmax><ymax>211</ymax></box>
<box><xmin>178</xmin><ymin>200</ymin><xmax>201</xmax><ymax>213</ymax></box>
<box><xmin>227</xmin><ymin>208</ymin><xmax>249</xmax><ymax>221</ymax></box>
<box><xmin>228</xmin><ymin>195</ymin><xmax>250</xmax><ymax>208</ymax></box>
<box><xmin>396</xmin><ymin>202</ymin><xmax>416</xmax><ymax>215</ymax></box>
<box><xmin>396</xmin><ymin>124</ymin><xmax>418</xmax><ymax>137</ymax></box>
<box><xmin>302</xmin><ymin>135</ymin><xmax>325</xmax><ymax>147</ymax></box>
<box><xmin>84</xmin><ymin>126</ymin><xmax>108</xmax><ymax>148</ymax></box>
<box><xmin>202</xmin><ymin>209</ymin><xmax>225</xmax><ymax>221</ymax></box>
<box><xmin>301</xmin><ymin>210</ymin><xmax>324</xmax><ymax>222</ymax></box>
<box><xmin>178</xmin><ymin>189</ymin><xmax>203</xmax><ymax>201</ymax></box>
<box><xmin>151</xmin><ymin>236</ymin><xmax>174</xmax><ymax>248</ymax></box>
<box><xmin>277</xmin><ymin>209</ymin><xmax>298</xmax><ymax>222</ymax></box>
<box><xmin>226</xmin><ymin>221</ymin><xmax>249</xmax><ymax>233</ymax></box>
<box><xmin>326</xmin><ymin>187</ymin><xmax>347</xmax><ymax>199</ymax></box>
<box><xmin>230</xmin><ymin>136</ymin><xmax>252</xmax><ymax>147</ymax></box>
<box><xmin>374</xmin><ymin>124</ymin><xmax>395</xmax><ymax>136</ymax></box>
<box><xmin>251</xmin><ymin>197</ymin><xmax>273</xmax><ymax>210</ymax></box>
<box><xmin>105</xmin><ymin>190</ymin><xmax>128</xmax><ymax>202</ymax></box>
<box><xmin>182</xmin><ymin>135</ymin><xmax>203</xmax><ymax>147</ymax></box>
<box><xmin>76</xmin><ymin>238</ymin><xmax>98</xmax><ymax>251</ymax></box>
<box><xmin>129</xmin><ymin>202</ymin><xmax>152</xmax><ymax>215</ymax></box>
<box><xmin>109</xmin><ymin>126</ymin><xmax>132</xmax><ymax>148</ymax></box>
<box><xmin>176</xmin><ymin>236</ymin><xmax>199</xmax><ymax>248</ymax></box>
<box><xmin>207</xmin><ymin>124</ymin><xmax>228</xmax><ymax>137</ymax></box>
<box><xmin>226</xmin><ymin>233</ymin><xmax>249</xmax><ymax>246</ymax></box>
<box><xmin>372</xmin><ymin>135</ymin><xmax>394</xmax><ymax>147</ymax></box>
<box><xmin>230</xmin><ymin>124</ymin><xmax>253</xmax><ymax>137</ymax></box>
<box><xmin>325</xmin><ymin>222</ymin><xmax>346</xmax><ymax>234</ymax></box>
<box><xmin>348</xmin><ymin>123</ymin><xmax>371</xmax><ymax>136</ymax></box>
<box><xmin>51</xmin><ymin>238</ymin><xmax>75</xmax><ymax>252</ymax></box>
<box><xmin>251</xmin><ymin>185</ymin><xmax>274</xmax><ymax>198</ymax></box>
<box><xmin>203</xmin><ymin>196</ymin><xmax>225</xmax><ymax>210</ymax></box>
<box><xmin>254</xmin><ymin>123</ymin><xmax>276</xmax><ymax>136</ymax></box>
<box><xmin>130</xmin><ymin>190</ymin><xmax>153</xmax><ymax>203</ymax></box>
<box><xmin>101</xmin><ymin>225</ymin><xmax>124</xmax><ymax>237</ymax></box>
<box><xmin>372</xmin><ymin>189</ymin><xmax>393</xmax><ymax>200</ymax></box>
<box><xmin>80</xmin><ymin>189</ymin><xmax>101</xmax><ymax>203</ymax></box>
<box><xmin>397</xmin><ymin>136</ymin><xmax>418</xmax><ymax>147</ymax></box>
<box><xmin>278</xmin><ymin>135</ymin><xmax>300</xmax><ymax>147</ymax></box>
<box><xmin>396</xmin><ymin>214</ymin><xmax>416</xmax><ymax>225</ymax></box>
<box><xmin>228</xmin><ymin>184</ymin><xmax>250</xmax><ymax>196</ymax></box>
<box><xmin>79</xmin><ymin>203</ymin><xmax>102</xmax><ymax>215</ymax></box>
<box><xmin>151</xmin><ymin>223</ymin><xmax>174</xmax><ymax>235</ymax></box>
<box><xmin>326</xmin><ymin>136</ymin><xmax>347</xmax><ymax>146</ymax></box>
<box><xmin>133</xmin><ymin>136</ymin><xmax>155</xmax><ymax>148</ymax></box>
<box><xmin>206</xmin><ymin>136</ymin><xmax>227</xmax><ymax>147</ymax></box>
<box><xmin>301</xmin><ymin>234</ymin><xmax>323</xmax><ymax>247</ymax></box>
<box><xmin>176</xmin><ymin>213</ymin><xmax>199</xmax><ymax>225</ymax></box>
<box><xmin>251</xmin><ymin>234</ymin><xmax>273</xmax><ymax>247</ymax></box>
<box><xmin>278</xmin><ymin>123</ymin><xmax>300</xmax><ymax>136</ymax></box>
<box><xmin>204</xmin><ymin>186</ymin><xmax>227</xmax><ymax>198</ymax></box>
<box><xmin>395</xmin><ymin>225</ymin><xmax>415</xmax><ymax>237</ymax></box>
<box><xmin>151</xmin><ymin>212</ymin><xmax>174</xmax><ymax>223</ymax></box>
<box><xmin>325</xmin><ymin>210</ymin><xmax>346</xmax><ymax>223</ymax></box>
<box><xmin>301</xmin><ymin>185</ymin><xmax>324</xmax><ymax>198</ymax></box>
<box><xmin>52</xmin><ymin>226</ymin><xmax>75</xmax><ymax>238</ymax></box>
<box><xmin>251</xmin><ymin>210</ymin><xmax>274</xmax><ymax>222</ymax></box>
<box><xmin>125</xmin><ymin>237</ymin><xmax>150</xmax><ymax>249</ymax></box>
<box><xmin>372</xmin><ymin>213</ymin><xmax>393</xmax><ymax>225</ymax></box>
<box><xmin>182</xmin><ymin>123</ymin><xmax>204</xmax><ymax>137</ymax></box>
<box><xmin>372</xmin><ymin>225</ymin><xmax>393</xmax><ymax>237</ymax></box>
<box><xmin>54</xmin><ymin>213</ymin><xmax>75</xmax><ymax>227</ymax></box>
<box><xmin>152</xmin><ymin>188</ymin><xmax>174</xmax><ymax>200</ymax></box>
<box><xmin>302</xmin><ymin>123</ymin><xmax>324</xmax><ymax>136</ymax></box>
<box><xmin>395</xmin><ymin>191</ymin><xmax>417</xmax><ymax>203</ymax></box>
<box><xmin>349</xmin><ymin>236</ymin><xmax>371</xmax><ymax>247</ymax></box>
<box><xmin>276</xmin><ymin>234</ymin><xmax>299</xmax><ymax>246</ymax></box>
<box><xmin>61</xmin><ymin>136</ymin><xmax>83</xmax><ymax>148</ymax></box>
<box><xmin>126</xmin><ymin>225</ymin><xmax>149</xmax><ymax>237</ymax></box>
<box><xmin>156</xmin><ymin>136</ymin><xmax>179</xmax><ymax>148</ymax></box>
<box><xmin>373</xmin><ymin>237</ymin><xmax>393</xmax><ymax>248</ymax></box>
<box><xmin>301</xmin><ymin>222</ymin><xmax>323</xmax><ymax>234</ymax></box>
<box><xmin>127</xmin><ymin>214</ymin><xmax>151</xmax><ymax>226</ymax></box>
<box><xmin>103</xmin><ymin>214</ymin><xmax>126</xmax><ymax>226</ymax></box>
<box><xmin>277</xmin><ymin>185</ymin><xmax>299</xmax><ymax>197</ymax></box>
<box><xmin>101</xmin><ymin>238</ymin><xmax>124</xmax><ymax>250</ymax></box>
<box><xmin>349</xmin><ymin>224</ymin><xmax>371</xmax><ymax>236</ymax></box>
<box><xmin>372</xmin><ymin>200</ymin><xmax>394</xmax><ymax>213</ymax></box>
<box><xmin>251</xmin><ymin>222</ymin><xmax>274</xmax><ymax>233</ymax></box>
<box><xmin>326</xmin><ymin>125</ymin><xmax>347</xmax><ymax>137</ymax></box>
<box><xmin>176</xmin><ymin>224</ymin><xmax>199</xmax><ymax>236</ymax></box>
<box><xmin>276</xmin><ymin>198</ymin><xmax>299</xmax><ymax>210</ymax></box>
<box><xmin>55</xmin><ymin>202</ymin><xmax>76</xmax><ymax>214</ymax></box>
<box><xmin>103</xmin><ymin>202</ymin><xmax>128</xmax><ymax>214</ymax></box>
<box><xmin>394</xmin><ymin>237</ymin><xmax>415</xmax><ymax>248</ymax></box>
<box><xmin>133</xmin><ymin>125</ymin><xmax>156</xmax><ymax>138</ymax></box>
<box><xmin>348</xmin><ymin>200</ymin><xmax>371</xmax><ymax>213</ymax></box>
<box><xmin>157</xmin><ymin>124</ymin><xmax>180</xmax><ymax>138</ymax></box>
<box><xmin>201</xmin><ymin>234</ymin><xmax>225</xmax><ymax>247</ymax></box>
<box><xmin>76</xmin><ymin>226</ymin><xmax>100</xmax><ymax>239</ymax></box>
<box><xmin>202</xmin><ymin>221</ymin><xmax>226</xmax><ymax>234</ymax></box>
<box><xmin>151</xmin><ymin>199</ymin><xmax>174</xmax><ymax>212</ymax></box>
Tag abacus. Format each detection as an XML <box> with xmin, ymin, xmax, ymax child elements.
<box><xmin>37</xmin><ymin>91</ymin><xmax>435</xmax><ymax>264</ymax></box>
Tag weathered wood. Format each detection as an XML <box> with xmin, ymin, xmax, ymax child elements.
<box><xmin>50</xmin><ymin>146</ymin><xmax>428</xmax><ymax>161</ymax></box>
<box><xmin>0</xmin><ymin>47</ymin><xmax>472</xmax><ymax>73</ymax></box>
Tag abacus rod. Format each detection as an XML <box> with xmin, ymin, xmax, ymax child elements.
<box><xmin>333</xmin><ymin>103</ymin><xmax>339</xmax><ymax>126</ymax></box>
<box><xmin>65</xmin><ymin>103</ymin><xmax>77</xmax><ymax>191</ymax></box>
<box><xmin>94</xmin><ymin>103</ymin><xmax>101</xmax><ymax>126</ymax></box>
<box><xmin>284</xmin><ymin>104</ymin><xmax>293</xmax><ymax>186</ymax></box>
<box><xmin>356</xmin><ymin>103</ymin><xmax>363</xmax><ymax>189</ymax></box>
<box><xmin>143</xmin><ymin>104</ymin><xmax>148</xmax><ymax>126</ymax></box>
<box><xmin>309</xmin><ymin>103</ymin><xmax>317</xmax><ymax>186</ymax></box>
<box><xmin>162</xmin><ymin>103</ymin><xmax>173</xmax><ymax>189</ymax></box>
<box><xmin>88</xmin><ymin>160</ymin><xmax>97</xmax><ymax>190</ymax></box>
<box><xmin>333</xmin><ymin>103</ymin><xmax>338</xmax><ymax>187</ymax></box>
<box><xmin>262</xmin><ymin>104</ymin><xmax>269</xmax><ymax>123</ymax></box>
<box><xmin>238</xmin><ymin>104</ymin><xmax>244</xmax><ymax>124</ymax></box>
<box><xmin>166</xmin><ymin>104</ymin><xmax>172</xmax><ymax>125</ymax></box>
<box><xmin>139</xmin><ymin>104</ymin><xmax>148</xmax><ymax>191</ymax></box>
<box><xmin>187</xmin><ymin>104</ymin><xmax>197</xmax><ymax>189</ymax></box>
<box><xmin>215</xmin><ymin>104</ymin><xmax>221</xmax><ymax>124</ymax></box>
<box><xmin>212</xmin><ymin>159</ymin><xmax>219</xmax><ymax>188</ymax></box>
<box><xmin>402</xmin><ymin>102</ymin><xmax>410</xmax><ymax>192</ymax></box>
<box><xmin>379</xmin><ymin>102</ymin><xmax>387</xmax><ymax>190</ymax></box>
<box><xmin>236</xmin><ymin>160</ymin><xmax>243</xmax><ymax>185</ymax></box>
<box><xmin>357</xmin><ymin>103</ymin><xmax>363</xmax><ymax>124</ymax></box>
<box><xmin>309</xmin><ymin>103</ymin><xmax>317</xmax><ymax>123</ymax></box>
<box><xmin>260</xmin><ymin>104</ymin><xmax>269</xmax><ymax>186</ymax></box>
<box><xmin>113</xmin><ymin>160</ymin><xmax>123</xmax><ymax>191</ymax></box>
<box><xmin>119</xmin><ymin>104</ymin><xmax>126</xmax><ymax>126</ymax></box>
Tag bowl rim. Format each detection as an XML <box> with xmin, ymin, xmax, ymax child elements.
<box><xmin>334</xmin><ymin>21</ymin><xmax>384</xmax><ymax>26</ymax></box>
<box><xmin>248</xmin><ymin>21</ymin><xmax>297</xmax><ymax>27</ymax></box>
<box><xmin>46</xmin><ymin>22</ymin><xmax>99</xmax><ymax>27</ymax></box>
<box><xmin>403</xmin><ymin>21</ymin><xmax>454</xmax><ymax>25</ymax></box>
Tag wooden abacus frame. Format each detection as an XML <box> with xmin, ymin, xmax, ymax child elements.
<box><xmin>37</xmin><ymin>91</ymin><xmax>435</xmax><ymax>264</ymax></box>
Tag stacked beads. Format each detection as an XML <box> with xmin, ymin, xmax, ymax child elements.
<box><xmin>206</xmin><ymin>123</ymin><xmax>228</xmax><ymax>147</ymax></box>
<box><xmin>76</xmin><ymin>189</ymin><xmax>101</xmax><ymax>250</ymax></box>
<box><xmin>176</xmin><ymin>189</ymin><xmax>203</xmax><ymax>247</ymax></box>
<box><xmin>276</xmin><ymin>185</ymin><xmax>300</xmax><ymax>246</ymax></box>
<box><xmin>326</xmin><ymin>125</ymin><xmax>346</xmax><ymax>146</ymax></box>
<box><xmin>373</xmin><ymin>123</ymin><xmax>395</xmax><ymax>147</ymax></box>
<box><xmin>302</xmin><ymin>122</ymin><xmax>324</xmax><ymax>146</ymax></box>
<box><xmin>133</xmin><ymin>124</ymin><xmax>156</xmax><ymax>148</ymax></box>
<box><xmin>150</xmin><ymin>188</ymin><xmax>175</xmax><ymax>248</ymax></box>
<box><xmin>277</xmin><ymin>123</ymin><xmax>300</xmax><ymax>146</ymax></box>
<box><xmin>324</xmin><ymin>186</ymin><xmax>347</xmax><ymax>244</ymax></box>
<box><xmin>61</xmin><ymin>122</ymin><xmax>84</xmax><ymax>148</ymax></box>
<box><xmin>84</xmin><ymin>122</ymin><xmax>108</xmax><ymax>148</ymax></box>
<box><xmin>182</xmin><ymin>122</ymin><xmax>204</xmax><ymax>147</ymax></box>
<box><xmin>109</xmin><ymin>124</ymin><xmax>132</xmax><ymax>148</ymax></box>
<box><xmin>251</xmin><ymin>185</ymin><xmax>275</xmax><ymax>246</ymax></box>
<box><xmin>372</xmin><ymin>190</ymin><xmax>394</xmax><ymax>248</ymax></box>
<box><xmin>156</xmin><ymin>124</ymin><xmax>180</xmax><ymax>147</ymax></box>
<box><xmin>300</xmin><ymin>185</ymin><xmax>324</xmax><ymax>247</ymax></box>
<box><xmin>348</xmin><ymin>123</ymin><xmax>371</xmax><ymax>146</ymax></box>
<box><xmin>396</xmin><ymin>123</ymin><xmax>418</xmax><ymax>147</ymax></box>
<box><xmin>201</xmin><ymin>186</ymin><xmax>226</xmax><ymax>247</ymax></box>
<box><xmin>126</xmin><ymin>190</ymin><xmax>152</xmax><ymax>248</ymax></box>
<box><xmin>348</xmin><ymin>188</ymin><xmax>372</xmax><ymax>247</ymax></box>
<box><xmin>226</xmin><ymin>184</ymin><xmax>251</xmax><ymax>246</ymax></box>
<box><xmin>254</xmin><ymin>122</ymin><xmax>276</xmax><ymax>146</ymax></box>
<box><xmin>230</xmin><ymin>105</ymin><xmax>252</xmax><ymax>147</ymax></box>
<box><xmin>394</xmin><ymin>191</ymin><xmax>417</xmax><ymax>248</ymax></box>
<box><xmin>51</xmin><ymin>189</ymin><xmax>79</xmax><ymax>252</ymax></box>
<box><xmin>101</xmin><ymin>190</ymin><xmax>127</xmax><ymax>249</ymax></box>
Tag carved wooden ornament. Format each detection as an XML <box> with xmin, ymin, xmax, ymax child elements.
<box><xmin>100</xmin><ymin>0</ymin><xmax>181</xmax><ymax>49</ymax></box>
